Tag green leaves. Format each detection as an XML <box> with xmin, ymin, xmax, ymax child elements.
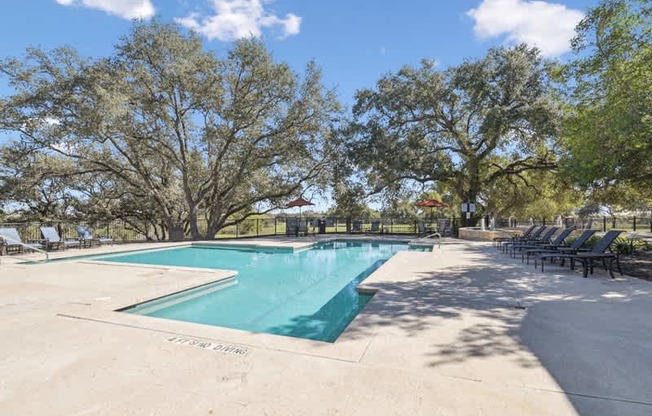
<box><xmin>0</xmin><ymin>21</ymin><xmax>340</xmax><ymax>239</ymax></box>
<box><xmin>563</xmin><ymin>0</ymin><xmax>652</xmax><ymax>199</ymax></box>
<box><xmin>348</xmin><ymin>44</ymin><xmax>561</xmax><ymax>220</ymax></box>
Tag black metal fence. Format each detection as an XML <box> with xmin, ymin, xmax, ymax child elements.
<box><xmin>1</xmin><ymin>215</ymin><xmax>650</xmax><ymax>245</ymax></box>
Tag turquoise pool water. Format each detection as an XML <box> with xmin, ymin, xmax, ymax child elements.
<box><xmin>114</xmin><ymin>240</ymin><xmax>423</xmax><ymax>342</ymax></box>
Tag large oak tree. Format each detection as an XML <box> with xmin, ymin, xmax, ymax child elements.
<box><xmin>348</xmin><ymin>45</ymin><xmax>562</xmax><ymax>225</ymax></box>
<box><xmin>0</xmin><ymin>21</ymin><xmax>340</xmax><ymax>240</ymax></box>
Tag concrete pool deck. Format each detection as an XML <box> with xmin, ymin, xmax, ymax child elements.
<box><xmin>0</xmin><ymin>237</ymin><xmax>650</xmax><ymax>415</ymax></box>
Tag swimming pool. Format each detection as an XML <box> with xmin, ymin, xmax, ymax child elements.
<box><xmin>114</xmin><ymin>240</ymin><xmax>425</xmax><ymax>342</ymax></box>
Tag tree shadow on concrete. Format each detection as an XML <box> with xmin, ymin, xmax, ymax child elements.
<box><xmin>314</xmin><ymin>243</ymin><xmax>652</xmax><ymax>415</ymax></box>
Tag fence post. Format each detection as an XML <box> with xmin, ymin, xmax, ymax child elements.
<box><xmin>236</xmin><ymin>223</ymin><xmax>239</xmax><ymax>238</ymax></box>
<box><xmin>274</xmin><ymin>217</ymin><xmax>277</xmax><ymax>235</ymax></box>
<box><xmin>612</xmin><ymin>217</ymin><xmax>616</xmax><ymax>229</ymax></box>
<box><xmin>633</xmin><ymin>216</ymin><xmax>636</xmax><ymax>232</ymax></box>
<box><xmin>256</xmin><ymin>219</ymin><xmax>259</xmax><ymax>237</ymax></box>
<box><xmin>603</xmin><ymin>216</ymin><xmax>607</xmax><ymax>232</ymax></box>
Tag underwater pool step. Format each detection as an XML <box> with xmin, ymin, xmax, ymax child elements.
<box><xmin>123</xmin><ymin>276</ymin><xmax>238</xmax><ymax>315</ymax></box>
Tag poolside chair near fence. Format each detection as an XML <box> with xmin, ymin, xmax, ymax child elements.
<box><xmin>369</xmin><ymin>220</ymin><xmax>382</xmax><ymax>234</ymax></box>
<box><xmin>40</xmin><ymin>226</ymin><xmax>81</xmax><ymax>251</ymax></box>
<box><xmin>437</xmin><ymin>218</ymin><xmax>452</xmax><ymax>237</ymax></box>
<box><xmin>309</xmin><ymin>219</ymin><xmax>319</xmax><ymax>234</ymax></box>
<box><xmin>297</xmin><ymin>220</ymin><xmax>308</xmax><ymax>237</ymax></box>
<box><xmin>75</xmin><ymin>226</ymin><xmax>114</xmax><ymax>247</ymax></box>
<box><xmin>417</xmin><ymin>221</ymin><xmax>425</xmax><ymax>236</ymax></box>
<box><xmin>535</xmin><ymin>230</ymin><xmax>623</xmax><ymax>278</ymax></box>
<box><xmin>415</xmin><ymin>221</ymin><xmax>442</xmax><ymax>240</ymax></box>
<box><xmin>286</xmin><ymin>218</ymin><xmax>299</xmax><ymax>236</ymax></box>
<box><xmin>0</xmin><ymin>227</ymin><xmax>45</xmax><ymax>255</ymax></box>
<box><xmin>417</xmin><ymin>221</ymin><xmax>436</xmax><ymax>237</ymax></box>
<box><xmin>351</xmin><ymin>220</ymin><xmax>363</xmax><ymax>234</ymax></box>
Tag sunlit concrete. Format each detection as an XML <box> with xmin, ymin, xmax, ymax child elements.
<box><xmin>0</xmin><ymin>236</ymin><xmax>650</xmax><ymax>415</ymax></box>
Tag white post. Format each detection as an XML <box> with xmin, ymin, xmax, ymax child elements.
<box><xmin>480</xmin><ymin>217</ymin><xmax>486</xmax><ymax>231</ymax></box>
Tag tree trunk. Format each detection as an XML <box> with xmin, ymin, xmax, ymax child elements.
<box><xmin>187</xmin><ymin>208</ymin><xmax>201</xmax><ymax>240</ymax></box>
<box><xmin>204</xmin><ymin>223</ymin><xmax>221</xmax><ymax>240</ymax></box>
<box><xmin>461</xmin><ymin>188</ymin><xmax>479</xmax><ymax>228</ymax></box>
<box><xmin>461</xmin><ymin>162</ymin><xmax>480</xmax><ymax>228</ymax></box>
<box><xmin>166</xmin><ymin>220</ymin><xmax>185</xmax><ymax>242</ymax></box>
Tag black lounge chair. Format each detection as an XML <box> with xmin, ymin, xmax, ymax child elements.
<box><xmin>498</xmin><ymin>225</ymin><xmax>544</xmax><ymax>250</ymax></box>
<box><xmin>530</xmin><ymin>229</ymin><xmax>597</xmax><ymax>265</ymax></box>
<box><xmin>501</xmin><ymin>225</ymin><xmax>547</xmax><ymax>253</ymax></box>
<box><xmin>493</xmin><ymin>224</ymin><xmax>536</xmax><ymax>248</ymax></box>
<box><xmin>517</xmin><ymin>227</ymin><xmax>577</xmax><ymax>263</ymax></box>
<box><xmin>351</xmin><ymin>220</ymin><xmax>363</xmax><ymax>233</ymax></box>
<box><xmin>536</xmin><ymin>230</ymin><xmax>624</xmax><ymax>278</ymax></box>
<box><xmin>508</xmin><ymin>227</ymin><xmax>559</xmax><ymax>257</ymax></box>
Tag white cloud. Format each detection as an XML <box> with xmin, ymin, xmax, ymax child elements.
<box><xmin>175</xmin><ymin>0</ymin><xmax>302</xmax><ymax>41</ymax></box>
<box><xmin>55</xmin><ymin>0</ymin><xmax>155</xmax><ymax>20</ymax></box>
<box><xmin>467</xmin><ymin>0</ymin><xmax>584</xmax><ymax>56</ymax></box>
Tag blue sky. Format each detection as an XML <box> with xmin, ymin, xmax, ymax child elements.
<box><xmin>1</xmin><ymin>0</ymin><xmax>596</xmax><ymax>109</ymax></box>
<box><xmin>0</xmin><ymin>0</ymin><xmax>597</xmax><ymax>210</ymax></box>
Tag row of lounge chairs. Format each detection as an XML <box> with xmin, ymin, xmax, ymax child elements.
<box><xmin>0</xmin><ymin>226</ymin><xmax>113</xmax><ymax>255</ymax></box>
<box><xmin>494</xmin><ymin>225</ymin><xmax>624</xmax><ymax>278</ymax></box>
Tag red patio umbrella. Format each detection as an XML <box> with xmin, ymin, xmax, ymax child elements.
<box><xmin>416</xmin><ymin>199</ymin><xmax>449</xmax><ymax>208</ymax></box>
<box><xmin>416</xmin><ymin>199</ymin><xmax>449</xmax><ymax>221</ymax></box>
<box><xmin>286</xmin><ymin>197</ymin><xmax>314</xmax><ymax>218</ymax></box>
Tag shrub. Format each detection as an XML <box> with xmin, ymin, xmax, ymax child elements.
<box><xmin>612</xmin><ymin>236</ymin><xmax>645</xmax><ymax>255</ymax></box>
<box><xmin>581</xmin><ymin>235</ymin><xmax>601</xmax><ymax>249</ymax></box>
